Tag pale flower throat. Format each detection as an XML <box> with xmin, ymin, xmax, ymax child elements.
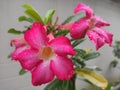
<box><xmin>40</xmin><ymin>46</ymin><xmax>54</xmax><ymax>60</ymax></box>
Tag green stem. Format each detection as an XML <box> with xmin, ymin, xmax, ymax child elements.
<box><xmin>68</xmin><ymin>74</ymin><xmax>76</xmax><ymax>90</ymax></box>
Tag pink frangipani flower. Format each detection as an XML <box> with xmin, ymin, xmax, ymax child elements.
<box><xmin>11</xmin><ymin>22</ymin><xmax>75</xmax><ymax>86</ymax></box>
<box><xmin>70</xmin><ymin>3</ymin><xmax>113</xmax><ymax>50</ymax></box>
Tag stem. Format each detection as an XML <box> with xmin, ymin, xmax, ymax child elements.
<box><xmin>68</xmin><ymin>74</ymin><xmax>76</xmax><ymax>90</ymax></box>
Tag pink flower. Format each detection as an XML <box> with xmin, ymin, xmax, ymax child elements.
<box><xmin>70</xmin><ymin>3</ymin><xmax>113</xmax><ymax>50</ymax></box>
<box><xmin>11</xmin><ymin>22</ymin><xmax>75</xmax><ymax>86</ymax></box>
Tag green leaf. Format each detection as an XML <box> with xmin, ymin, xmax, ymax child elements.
<box><xmin>22</xmin><ymin>4</ymin><xmax>34</xmax><ymax>10</ymax></box>
<box><xmin>19</xmin><ymin>69</ymin><xmax>27</xmax><ymax>75</ymax></box>
<box><xmin>63</xmin><ymin>15</ymin><xmax>75</xmax><ymax>24</ymax></box>
<box><xmin>85</xmin><ymin>66</ymin><xmax>102</xmax><ymax>71</ymax></box>
<box><xmin>8</xmin><ymin>28</ymin><xmax>23</xmax><ymax>34</ymax></box>
<box><xmin>75</xmin><ymin>68</ymin><xmax>108</xmax><ymax>89</ymax></box>
<box><xmin>44</xmin><ymin>78</ymin><xmax>75</xmax><ymax>90</ymax></box>
<box><xmin>7</xmin><ymin>53</ymin><xmax>11</xmax><ymax>58</ymax></box>
<box><xmin>44</xmin><ymin>79</ymin><xmax>63</xmax><ymax>90</ymax></box>
<box><xmin>72</xmin><ymin>39</ymin><xmax>85</xmax><ymax>48</ymax></box>
<box><xmin>105</xmin><ymin>84</ymin><xmax>114</xmax><ymax>90</ymax></box>
<box><xmin>110</xmin><ymin>60</ymin><xmax>118</xmax><ymax>68</ymax></box>
<box><xmin>54</xmin><ymin>30</ymin><xmax>69</xmax><ymax>37</ymax></box>
<box><xmin>23</xmin><ymin>4</ymin><xmax>44</xmax><ymax>24</ymax></box>
<box><xmin>18</xmin><ymin>16</ymin><xmax>33</xmax><ymax>23</ymax></box>
<box><xmin>75</xmin><ymin>49</ymin><xmax>86</xmax><ymax>56</ymax></box>
<box><xmin>44</xmin><ymin>9</ymin><xmax>56</xmax><ymax>24</ymax></box>
<box><xmin>84</xmin><ymin>52</ymin><xmax>100</xmax><ymax>60</ymax></box>
<box><xmin>63</xmin><ymin>13</ymin><xmax>84</xmax><ymax>25</ymax></box>
<box><xmin>115</xmin><ymin>40</ymin><xmax>120</xmax><ymax>45</ymax></box>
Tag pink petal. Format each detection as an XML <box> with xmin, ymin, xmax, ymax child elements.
<box><xmin>95</xmin><ymin>28</ymin><xmax>113</xmax><ymax>46</ymax></box>
<box><xmin>32</xmin><ymin>61</ymin><xmax>54</xmax><ymax>86</ymax></box>
<box><xmin>50</xmin><ymin>55</ymin><xmax>74</xmax><ymax>80</ymax></box>
<box><xmin>70</xmin><ymin>19</ymin><xmax>89</xmax><ymax>39</ymax></box>
<box><xmin>24</xmin><ymin>22</ymin><xmax>48</xmax><ymax>49</ymax></box>
<box><xmin>87</xmin><ymin>30</ymin><xmax>105</xmax><ymax>50</ymax></box>
<box><xmin>49</xmin><ymin>36</ymin><xmax>75</xmax><ymax>56</ymax></box>
<box><xmin>11</xmin><ymin>45</ymin><xmax>29</xmax><ymax>60</ymax></box>
<box><xmin>17</xmin><ymin>49</ymin><xmax>40</xmax><ymax>70</ymax></box>
<box><xmin>74</xmin><ymin>3</ymin><xmax>93</xmax><ymax>18</ymax></box>
<box><xmin>59</xmin><ymin>23</ymin><xmax>74</xmax><ymax>30</ymax></box>
<box><xmin>47</xmin><ymin>32</ymin><xmax>54</xmax><ymax>42</ymax></box>
<box><xmin>11</xmin><ymin>38</ymin><xmax>30</xmax><ymax>60</ymax></box>
<box><xmin>93</xmin><ymin>16</ymin><xmax>110</xmax><ymax>27</ymax></box>
<box><xmin>10</xmin><ymin>38</ymin><xmax>26</xmax><ymax>48</ymax></box>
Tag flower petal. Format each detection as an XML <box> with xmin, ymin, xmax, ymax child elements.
<box><xmin>87</xmin><ymin>30</ymin><xmax>105</xmax><ymax>50</ymax></box>
<box><xmin>11</xmin><ymin>38</ymin><xmax>29</xmax><ymax>60</ymax></box>
<box><xmin>49</xmin><ymin>36</ymin><xmax>75</xmax><ymax>56</ymax></box>
<box><xmin>50</xmin><ymin>55</ymin><xmax>74</xmax><ymax>80</ymax></box>
<box><xmin>32</xmin><ymin>61</ymin><xmax>54</xmax><ymax>86</ymax></box>
<box><xmin>24</xmin><ymin>22</ymin><xmax>48</xmax><ymax>49</ymax></box>
<box><xmin>95</xmin><ymin>28</ymin><xmax>113</xmax><ymax>46</ymax></box>
<box><xmin>70</xmin><ymin>19</ymin><xmax>89</xmax><ymax>39</ymax></box>
<box><xmin>17</xmin><ymin>49</ymin><xmax>40</xmax><ymax>70</ymax></box>
<box><xmin>74</xmin><ymin>3</ymin><xmax>93</xmax><ymax>18</ymax></box>
<box><xmin>11</xmin><ymin>46</ymin><xmax>29</xmax><ymax>60</ymax></box>
<box><xmin>58</xmin><ymin>23</ymin><xmax>74</xmax><ymax>30</ymax></box>
<box><xmin>93</xmin><ymin>16</ymin><xmax>110</xmax><ymax>27</ymax></box>
<box><xmin>10</xmin><ymin>38</ymin><xmax>26</xmax><ymax>48</ymax></box>
<box><xmin>47</xmin><ymin>32</ymin><xmax>54</xmax><ymax>42</ymax></box>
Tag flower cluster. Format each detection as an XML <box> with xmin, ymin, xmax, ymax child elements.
<box><xmin>9</xmin><ymin>3</ymin><xmax>113</xmax><ymax>89</ymax></box>
<box><xmin>70</xmin><ymin>3</ymin><xmax>113</xmax><ymax>50</ymax></box>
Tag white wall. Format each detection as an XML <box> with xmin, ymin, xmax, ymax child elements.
<box><xmin>0</xmin><ymin>0</ymin><xmax>120</xmax><ymax>90</ymax></box>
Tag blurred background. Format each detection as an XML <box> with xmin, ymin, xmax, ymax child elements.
<box><xmin>0</xmin><ymin>0</ymin><xmax>120</xmax><ymax>90</ymax></box>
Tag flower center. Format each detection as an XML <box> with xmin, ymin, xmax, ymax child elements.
<box><xmin>88</xmin><ymin>19</ymin><xmax>95</xmax><ymax>30</ymax></box>
<box><xmin>40</xmin><ymin>46</ymin><xmax>54</xmax><ymax>60</ymax></box>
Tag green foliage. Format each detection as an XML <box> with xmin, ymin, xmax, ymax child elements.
<box><xmin>110</xmin><ymin>60</ymin><xmax>118</xmax><ymax>68</ymax></box>
<box><xmin>63</xmin><ymin>15</ymin><xmax>75</xmax><ymax>24</ymax></box>
<box><xmin>83</xmin><ymin>52</ymin><xmax>100</xmax><ymax>60</ymax></box>
<box><xmin>8</xmin><ymin>28</ymin><xmax>23</xmax><ymax>34</ymax></box>
<box><xmin>105</xmin><ymin>84</ymin><xmax>114</xmax><ymax>90</ymax></box>
<box><xmin>72</xmin><ymin>39</ymin><xmax>85</xmax><ymax>48</ymax></box>
<box><xmin>72</xmin><ymin>48</ymin><xmax>100</xmax><ymax>68</ymax></box>
<box><xmin>19</xmin><ymin>69</ymin><xmax>27</xmax><ymax>75</ymax></box>
<box><xmin>54</xmin><ymin>30</ymin><xmax>69</xmax><ymax>37</ymax></box>
<box><xmin>44</xmin><ymin>79</ymin><xmax>69</xmax><ymax>90</ymax></box>
<box><xmin>44</xmin><ymin>76</ymin><xmax>76</xmax><ymax>90</ymax></box>
<box><xmin>18</xmin><ymin>16</ymin><xmax>33</xmax><ymax>23</ymax></box>
<box><xmin>22</xmin><ymin>4</ymin><xmax>44</xmax><ymax>24</ymax></box>
<box><xmin>44</xmin><ymin>9</ymin><xmax>56</xmax><ymax>24</ymax></box>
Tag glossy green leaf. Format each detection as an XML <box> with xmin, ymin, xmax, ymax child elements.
<box><xmin>18</xmin><ymin>16</ymin><xmax>33</xmax><ymax>23</ymax></box>
<box><xmin>72</xmin><ymin>39</ymin><xmax>85</xmax><ymax>48</ymax></box>
<box><xmin>44</xmin><ymin>9</ymin><xmax>55</xmax><ymax>24</ymax></box>
<box><xmin>84</xmin><ymin>52</ymin><xmax>100</xmax><ymax>60</ymax></box>
<box><xmin>75</xmin><ymin>68</ymin><xmax>108</xmax><ymax>89</ymax></box>
<box><xmin>8</xmin><ymin>28</ymin><xmax>23</xmax><ymax>34</ymax></box>
<box><xmin>23</xmin><ymin>4</ymin><xmax>44</xmax><ymax>24</ymax></box>
<box><xmin>19</xmin><ymin>69</ymin><xmax>27</xmax><ymax>75</ymax></box>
